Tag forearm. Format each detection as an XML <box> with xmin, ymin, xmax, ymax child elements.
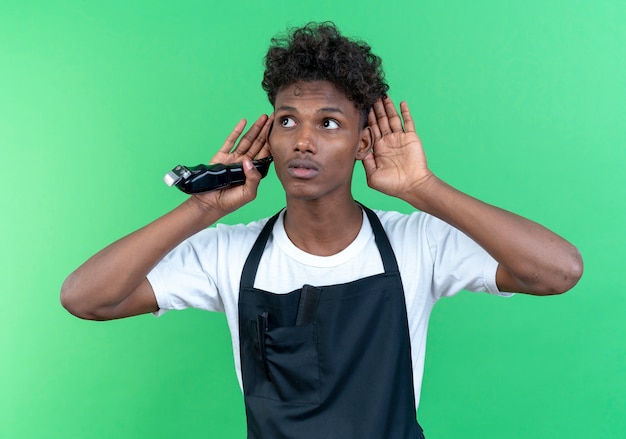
<box><xmin>402</xmin><ymin>175</ymin><xmax>583</xmax><ymax>295</ymax></box>
<box><xmin>61</xmin><ymin>114</ymin><xmax>272</xmax><ymax>319</ymax></box>
<box><xmin>365</xmin><ymin>96</ymin><xmax>582</xmax><ymax>294</ymax></box>
<box><xmin>60</xmin><ymin>197</ymin><xmax>225</xmax><ymax>318</ymax></box>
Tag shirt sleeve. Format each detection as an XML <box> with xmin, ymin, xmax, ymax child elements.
<box><xmin>146</xmin><ymin>228</ymin><xmax>225</xmax><ymax>317</ymax></box>
<box><xmin>423</xmin><ymin>213</ymin><xmax>510</xmax><ymax>299</ymax></box>
<box><xmin>380</xmin><ymin>210</ymin><xmax>511</xmax><ymax>302</ymax></box>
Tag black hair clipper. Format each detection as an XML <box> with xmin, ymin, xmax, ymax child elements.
<box><xmin>164</xmin><ymin>156</ymin><xmax>273</xmax><ymax>194</ymax></box>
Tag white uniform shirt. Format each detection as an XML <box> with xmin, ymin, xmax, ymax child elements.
<box><xmin>147</xmin><ymin>209</ymin><xmax>508</xmax><ymax>408</ymax></box>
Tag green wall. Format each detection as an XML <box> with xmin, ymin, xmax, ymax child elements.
<box><xmin>2</xmin><ymin>1</ymin><xmax>624</xmax><ymax>437</ymax></box>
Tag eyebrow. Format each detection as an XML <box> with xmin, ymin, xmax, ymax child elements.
<box><xmin>318</xmin><ymin>107</ymin><xmax>344</xmax><ymax>114</ymax></box>
<box><xmin>275</xmin><ymin>105</ymin><xmax>297</xmax><ymax>112</ymax></box>
<box><xmin>275</xmin><ymin>105</ymin><xmax>345</xmax><ymax>114</ymax></box>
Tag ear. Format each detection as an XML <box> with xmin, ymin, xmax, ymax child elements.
<box><xmin>356</xmin><ymin>126</ymin><xmax>373</xmax><ymax>160</ymax></box>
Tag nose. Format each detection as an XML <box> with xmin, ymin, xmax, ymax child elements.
<box><xmin>294</xmin><ymin>124</ymin><xmax>316</xmax><ymax>154</ymax></box>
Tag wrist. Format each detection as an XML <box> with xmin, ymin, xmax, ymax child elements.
<box><xmin>399</xmin><ymin>172</ymin><xmax>441</xmax><ymax>211</ymax></box>
<box><xmin>181</xmin><ymin>196</ymin><xmax>227</xmax><ymax>230</ymax></box>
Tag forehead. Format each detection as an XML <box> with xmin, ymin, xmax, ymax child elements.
<box><xmin>274</xmin><ymin>81</ymin><xmax>359</xmax><ymax>115</ymax></box>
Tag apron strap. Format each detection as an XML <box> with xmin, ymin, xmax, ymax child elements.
<box><xmin>358</xmin><ymin>203</ymin><xmax>400</xmax><ymax>274</ymax></box>
<box><xmin>240</xmin><ymin>211</ymin><xmax>281</xmax><ymax>290</ymax></box>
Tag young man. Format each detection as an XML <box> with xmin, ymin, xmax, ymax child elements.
<box><xmin>61</xmin><ymin>23</ymin><xmax>583</xmax><ymax>438</ymax></box>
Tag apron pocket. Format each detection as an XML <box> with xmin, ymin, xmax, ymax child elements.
<box><xmin>254</xmin><ymin>323</ymin><xmax>321</xmax><ymax>405</ymax></box>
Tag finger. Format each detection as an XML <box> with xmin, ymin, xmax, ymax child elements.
<box><xmin>258</xmin><ymin>113</ymin><xmax>274</xmax><ymax>158</ymax></box>
<box><xmin>218</xmin><ymin>119</ymin><xmax>248</xmax><ymax>154</ymax></box>
<box><xmin>400</xmin><ymin>101</ymin><xmax>416</xmax><ymax>133</ymax></box>
<box><xmin>232</xmin><ymin>114</ymin><xmax>269</xmax><ymax>157</ymax></box>
<box><xmin>257</xmin><ymin>141</ymin><xmax>271</xmax><ymax>160</ymax></box>
<box><xmin>246</xmin><ymin>113</ymin><xmax>274</xmax><ymax>159</ymax></box>
<box><xmin>367</xmin><ymin>107</ymin><xmax>382</xmax><ymax>140</ymax></box>
<box><xmin>372</xmin><ymin>97</ymin><xmax>392</xmax><ymax>136</ymax></box>
<box><xmin>383</xmin><ymin>96</ymin><xmax>403</xmax><ymax>133</ymax></box>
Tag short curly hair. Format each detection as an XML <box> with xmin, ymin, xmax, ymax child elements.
<box><xmin>262</xmin><ymin>22</ymin><xmax>389</xmax><ymax>127</ymax></box>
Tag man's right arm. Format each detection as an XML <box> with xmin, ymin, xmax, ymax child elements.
<box><xmin>60</xmin><ymin>114</ymin><xmax>273</xmax><ymax>320</ymax></box>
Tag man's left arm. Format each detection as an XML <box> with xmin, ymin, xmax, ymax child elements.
<box><xmin>362</xmin><ymin>96</ymin><xmax>583</xmax><ymax>295</ymax></box>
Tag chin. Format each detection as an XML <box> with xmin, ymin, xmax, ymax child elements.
<box><xmin>285</xmin><ymin>189</ymin><xmax>320</xmax><ymax>202</ymax></box>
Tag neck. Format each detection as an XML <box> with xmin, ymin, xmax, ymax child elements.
<box><xmin>283</xmin><ymin>196</ymin><xmax>363</xmax><ymax>256</ymax></box>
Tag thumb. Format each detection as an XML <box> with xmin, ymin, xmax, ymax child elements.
<box><xmin>242</xmin><ymin>159</ymin><xmax>262</xmax><ymax>194</ymax></box>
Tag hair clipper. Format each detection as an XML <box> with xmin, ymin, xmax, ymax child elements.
<box><xmin>164</xmin><ymin>156</ymin><xmax>273</xmax><ymax>194</ymax></box>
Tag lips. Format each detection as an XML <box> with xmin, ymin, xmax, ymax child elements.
<box><xmin>287</xmin><ymin>159</ymin><xmax>321</xmax><ymax>179</ymax></box>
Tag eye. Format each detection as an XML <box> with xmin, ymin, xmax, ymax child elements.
<box><xmin>322</xmin><ymin>119</ymin><xmax>339</xmax><ymax>129</ymax></box>
<box><xmin>280</xmin><ymin>117</ymin><xmax>296</xmax><ymax>128</ymax></box>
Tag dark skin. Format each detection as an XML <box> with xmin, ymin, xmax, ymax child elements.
<box><xmin>60</xmin><ymin>79</ymin><xmax>582</xmax><ymax>321</ymax></box>
<box><xmin>362</xmin><ymin>93</ymin><xmax>583</xmax><ymax>294</ymax></box>
<box><xmin>269</xmin><ymin>81</ymin><xmax>372</xmax><ymax>255</ymax></box>
<box><xmin>60</xmin><ymin>114</ymin><xmax>274</xmax><ymax>320</ymax></box>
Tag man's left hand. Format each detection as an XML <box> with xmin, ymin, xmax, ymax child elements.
<box><xmin>362</xmin><ymin>96</ymin><xmax>433</xmax><ymax>201</ymax></box>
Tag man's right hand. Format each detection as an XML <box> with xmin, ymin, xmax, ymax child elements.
<box><xmin>190</xmin><ymin>114</ymin><xmax>274</xmax><ymax>217</ymax></box>
<box><xmin>60</xmin><ymin>114</ymin><xmax>274</xmax><ymax>321</ymax></box>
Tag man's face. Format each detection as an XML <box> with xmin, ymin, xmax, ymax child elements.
<box><xmin>269</xmin><ymin>80</ymin><xmax>371</xmax><ymax>202</ymax></box>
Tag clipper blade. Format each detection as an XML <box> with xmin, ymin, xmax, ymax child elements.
<box><xmin>163</xmin><ymin>165</ymin><xmax>190</xmax><ymax>187</ymax></box>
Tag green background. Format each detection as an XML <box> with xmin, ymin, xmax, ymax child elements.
<box><xmin>1</xmin><ymin>1</ymin><xmax>624</xmax><ymax>437</ymax></box>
